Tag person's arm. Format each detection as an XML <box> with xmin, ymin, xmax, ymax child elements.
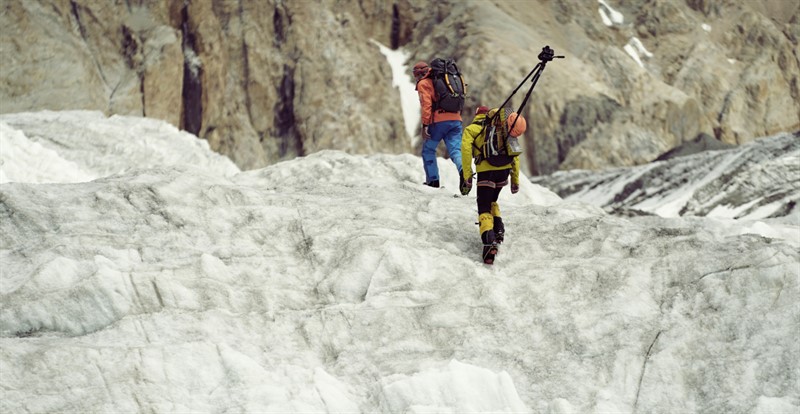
<box><xmin>461</xmin><ymin>124</ymin><xmax>479</xmax><ymax>180</ymax></box>
<box><xmin>417</xmin><ymin>79</ymin><xmax>434</xmax><ymax>127</ymax></box>
<box><xmin>511</xmin><ymin>155</ymin><xmax>520</xmax><ymax>185</ymax></box>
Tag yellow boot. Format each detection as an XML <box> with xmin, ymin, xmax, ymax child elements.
<box><xmin>479</xmin><ymin>212</ymin><xmax>498</xmax><ymax>264</ymax></box>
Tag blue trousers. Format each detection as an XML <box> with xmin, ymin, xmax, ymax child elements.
<box><xmin>422</xmin><ymin>120</ymin><xmax>463</xmax><ymax>184</ymax></box>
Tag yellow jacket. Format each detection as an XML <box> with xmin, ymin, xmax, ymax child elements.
<box><xmin>461</xmin><ymin>114</ymin><xmax>520</xmax><ymax>184</ymax></box>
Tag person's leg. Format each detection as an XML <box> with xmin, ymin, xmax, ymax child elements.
<box><xmin>489</xmin><ymin>169</ymin><xmax>510</xmax><ymax>243</ymax></box>
<box><xmin>477</xmin><ymin>204</ymin><xmax>494</xmax><ymax>244</ymax></box>
<box><xmin>492</xmin><ymin>202</ymin><xmax>505</xmax><ymax>243</ymax></box>
<box><xmin>421</xmin><ymin>125</ymin><xmax>444</xmax><ymax>186</ymax></box>
<box><xmin>441</xmin><ymin>120</ymin><xmax>463</xmax><ymax>175</ymax></box>
<box><xmin>477</xmin><ymin>169</ymin><xmax>510</xmax><ymax>242</ymax></box>
<box><xmin>477</xmin><ymin>186</ymin><xmax>498</xmax><ymax>263</ymax></box>
<box><xmin>476</xmin><ymin>172</ymin><xmax>497</xmax><ymax>248</ymax></box>
<box><xmin>441</xmin><ymin>120</ymin><xmax>465</xmax><ymax>189</ymax></box>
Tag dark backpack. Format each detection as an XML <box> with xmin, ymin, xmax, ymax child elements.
<box><xmin>475</xmin><ymin>107</ymin><xmax>523</xmax><ymax>167</ymax></box>
<box><xmin>428</xmin><ymin>58</ymin><xmax>466</xmax><ymax>113</ymax></box>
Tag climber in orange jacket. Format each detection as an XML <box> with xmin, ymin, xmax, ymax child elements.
<box><xmin>413</xmin><ymin>61</ymin><xmax>463</xmax><ymax>188</ymax></box>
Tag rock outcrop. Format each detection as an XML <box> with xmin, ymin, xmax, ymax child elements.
<box><xmin>0</xmin><ymin>0</ymin><xmax>410</xmax><ymax>169</ymax></box>
<box><xmin>1</xmin><ymin>0</ymin><xmax>798</xmax><ymax>175</ymax></box>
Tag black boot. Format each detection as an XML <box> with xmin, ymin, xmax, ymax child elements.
<box><xmin>482</xmin><ymin>243</ymin><xmax>498</xmax><ymax>264</ymax></box>
<box><xmin>481</xmin><ymin>230</ymin><xmax>498</xmax><ymax>264</ymax></box>
<box><xmin>494</xmin><ymin>217</ymin><xmax>505</xmax><ymax>244</ymax></box>
<box><xmin>424</xmin><ymin>180</ymin><xmax>440</xmax><ymax>188</ymax></box>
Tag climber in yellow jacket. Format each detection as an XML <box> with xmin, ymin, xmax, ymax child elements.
<box><xmin>460</xmin><ymin>106</ymin><xmax>527</xmax><ymax>264</ymax></box>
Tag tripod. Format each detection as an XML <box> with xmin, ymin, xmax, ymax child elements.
<box><xmin>487</xmin><ymin>45</ymin><xmax>565</xmax><ymax>132</ymax></box>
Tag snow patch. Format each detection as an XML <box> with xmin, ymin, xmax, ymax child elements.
<box><xmin>598</xmin><ymin>0</ymin><xmax>624</xmax><ymax>26</ymax></box>
<box><xmin>0</xmin><ymin>121</ymin><xmax>96</xmax><ymax>183</ymax></box>
<box><xmin>372</xmin><ymin>39</ymin><xmax>421</xmax><ymax>146</ymax></box>
<box><xmin>380</xmin><ymin>360</ymin><xmax>529</xmax><ymax>412</ymax></box>
<box><xmin>623</xmin><ymin>44</ymin><xmax>645</xmax><ymax>68</ymax></box>
<box><xmin>629</xmin><ymin>37</ymin><xmax>653</xmax><ymax>58</ymax></box>
<box><xmin>623</xmin><ymin>37</ymin><xmax>653</xmax><ymax>68</ymax></box>
<box><xmin>0</xmin><ymin>111</ymin><xmax>239</xmax><ymax>184</ymax></box>
<box><xmin>183</xmin><ymin>46</ymin><xmax>202</xmax><ymax>77</ymax></box>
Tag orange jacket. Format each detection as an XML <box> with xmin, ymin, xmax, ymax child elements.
<box><xmin>416</xmin><ymin>77</ymin><xmax>462</xmax><ymax>125</ymax></box>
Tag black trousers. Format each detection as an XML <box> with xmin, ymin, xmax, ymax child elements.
<box><xmin>476</xmin><ymin>169</ymin><xmax>510</xmax><ymax>214</ymax></box>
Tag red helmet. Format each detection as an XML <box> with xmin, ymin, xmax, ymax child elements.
<box><xmin>506</xmin><ymin>112</ymin><xmax>527</xmax><ymax>137</ymax></box>
<box><xmin>413</xmin><ymin>61</ymin><xmax>430</xmax><ymax>81</ymax></box>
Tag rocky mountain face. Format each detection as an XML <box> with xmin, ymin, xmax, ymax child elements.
<box><xmin>1</xmin><ymin>0</ymin><xmax>798</xmax><ymax>174</ymax></box>
<box><xmin>0</xmin><ymin>0</ymin><xmax>411</xmax><ymax>169</ymax></box>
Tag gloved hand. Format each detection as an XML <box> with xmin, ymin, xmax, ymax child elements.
<box><xmin>511</xmin><ymin>183</ymin><xmax>519</xmax><ymax>194</ymax></box>
<box><xmin>422</xmin><ymin>125</ymin><xmax>431</xmax><ymax>140</ymax></box>
<box><xmin>460</xmin><ymin>176</ymin><xmax>472</xmax><ymax>196</ymax></box>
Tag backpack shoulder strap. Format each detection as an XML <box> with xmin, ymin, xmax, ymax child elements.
<box><xmin>471</xmin><ymin>120</ymin><xmax>488</xmax><ymax>163</ymax></box>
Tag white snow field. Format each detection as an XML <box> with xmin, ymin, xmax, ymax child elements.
<box><xmin>0</xmin><ymin>111</ymin><xmax>798</xmax><ymax>413</ymax></box>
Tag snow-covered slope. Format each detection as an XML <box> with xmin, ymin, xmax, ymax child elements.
<box><xmin>532</xmin><ymin>132</ymin><xmax>799</xmax><ymax>220</ymax></box>
<box><xmin>1</xmin><ymin>112</ymin><xmax>798</xmax><ymax>413</ymax></box>
<box><xmin>0</xmin><ymin>111</ymin><xmax>240</xmax><ymax>183</ymax></box>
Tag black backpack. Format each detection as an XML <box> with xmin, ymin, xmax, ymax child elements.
<box><xmin>428</xmin><ymin>58</ymin><xmax>467</xmax><ymax>113</ymax></box>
